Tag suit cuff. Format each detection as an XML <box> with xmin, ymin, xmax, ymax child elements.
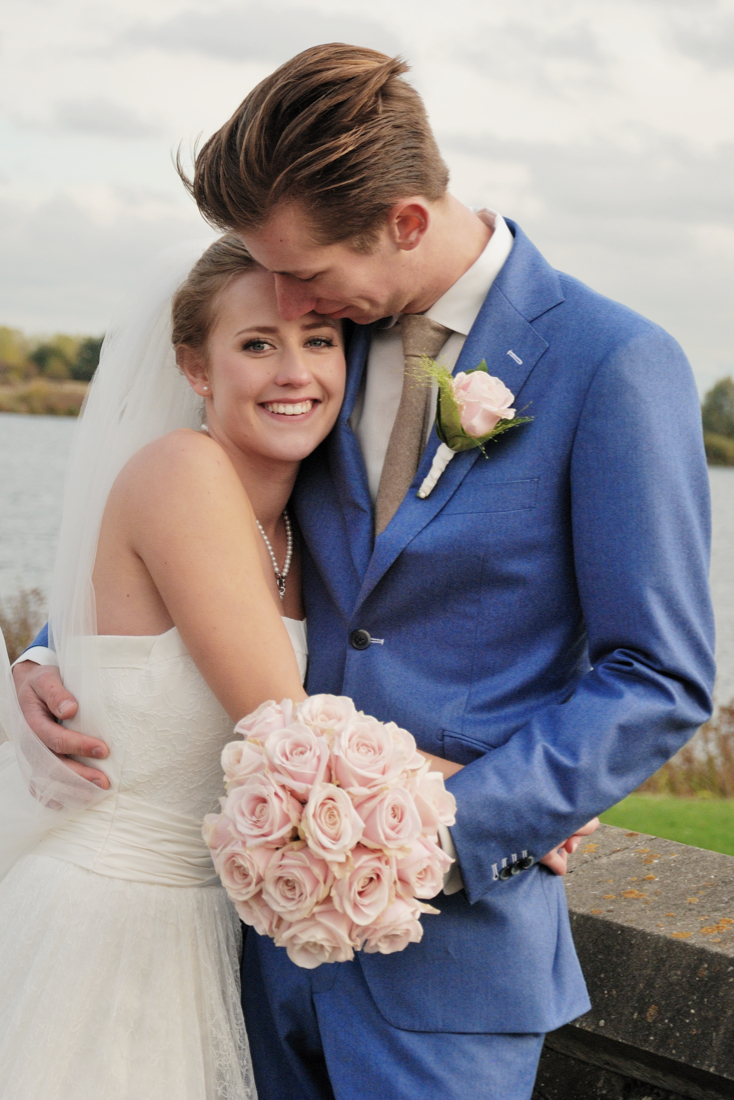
<box><xmin>437</xmin><ymin>823</ymin><xmax>464</xmax><ymax>895</ymax></box>
<box><xmin>11</xmin><ymin>647</ymin><xmax>59</xmax><ymax>669</ymax></box>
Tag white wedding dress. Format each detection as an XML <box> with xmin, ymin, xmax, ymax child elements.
<box><xmin>0</xmin><ymin>618</ymin><xmax>308</xmax><ymax>1100</ymax></box>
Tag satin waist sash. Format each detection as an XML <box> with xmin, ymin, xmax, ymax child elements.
<box><xmin>32</xmin><ymin>792</ymin><xmax>219</xmax><ymax>888</ymax></box>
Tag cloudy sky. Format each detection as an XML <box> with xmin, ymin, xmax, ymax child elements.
<box><xmin>1</xmin><ymin>0</ymin><xmax>733</xmax><ymax>392</ymax></box>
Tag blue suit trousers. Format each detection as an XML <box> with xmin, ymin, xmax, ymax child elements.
<box><xmin>242</xmin><ymin>929</ymin><xmax>545</xmax><ymax>1100</ymax></box>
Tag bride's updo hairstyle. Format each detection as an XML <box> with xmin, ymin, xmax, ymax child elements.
<box><xmin>171</xmin><ymin>231</ymin><xmax>259</xmax><ymax>361</ymax></box>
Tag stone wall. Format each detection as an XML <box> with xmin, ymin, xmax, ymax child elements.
<box><xmin>532</xmin><ymin>824</ymin><xmax>734</xmax><ymax>1100</ymax></box>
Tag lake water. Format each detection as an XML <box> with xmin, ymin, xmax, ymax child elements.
<box><xmin>1</xmin><ymin>411</ymin><xmax>733</xmax><ymax>701</ymax></box>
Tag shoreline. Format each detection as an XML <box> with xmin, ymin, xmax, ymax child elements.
<box><xmin>0</xmin><ymin>380</ymin><xmax>88</xmax><ymax>416</ymax></box>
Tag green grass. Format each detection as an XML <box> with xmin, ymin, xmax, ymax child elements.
<box><xmin>601</xmin><ymin>795</ymin><xmax>734</xmax><ymax>857</ymax></box>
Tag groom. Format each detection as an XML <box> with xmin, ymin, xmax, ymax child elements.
<box><xmin>15</xmin><ymin>44</ymin><xmax>715</xmax><ymax>1100</ymax></box>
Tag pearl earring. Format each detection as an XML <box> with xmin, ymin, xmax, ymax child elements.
<box><xmin>202</xmin><ymin>385</ymin><xmax>209</xmax><ymax>392</ymax></box>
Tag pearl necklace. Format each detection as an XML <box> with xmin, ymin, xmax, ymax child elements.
<box><xmin>256</xmin><ymin>511</ymin><xmax>293</xmax><ymax>600</ymax></box>
<box><xmin>198</xmin><ymin>425</ymin><xmax>293</xmax><ymax>600</ymax></box>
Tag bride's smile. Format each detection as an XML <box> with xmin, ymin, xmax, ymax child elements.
<box><xmin>179</xmin><ymin>267</ymin><xmax>345</xmax><ymax>471</ymax></box>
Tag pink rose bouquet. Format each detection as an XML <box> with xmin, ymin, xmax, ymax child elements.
<box><xmin>203</xmin><ymin>694</ymin><xmax>457</xmax><ymax>969</ymax></box>
<box><xmin>414</xmin><ymin>357</ymin><xmax>532</xmax><ymax>498</ymax></box>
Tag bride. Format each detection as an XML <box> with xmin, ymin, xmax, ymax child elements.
<box><xmin>0</xmin><ymin>233</ymin><xmax>346</xmax><ymax>1099</ymax></box>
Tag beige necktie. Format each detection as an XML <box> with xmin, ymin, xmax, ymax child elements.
<box><xmin>374</xmin><ymin>314</ymin><xmax>452</xmax><ymax>535</ymax></box>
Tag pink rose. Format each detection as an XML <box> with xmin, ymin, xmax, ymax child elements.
<box><xmin>408</xmin><ymin>767</ymin><xmax>457</xmax><ymax>835</ymax></box>
<box><xmin>221</xmin><ymin>739</ymin><xmax>266</xmax><ymax>789</ymax></box>
<box><xmin>356</xmin><ymin>897</ymin><xmax>425</xmax><ymax>955</ymax></box>
<box><xmin>332</xmin><ymin>717</ymin><xmax>412</xmax><ymax>797</ymax></box>
<box><xmin>453</xmin><ymin>371</ymin><xmax>516</xmax><ymax>438</ymax></box>
<box><xmin>224</xmin><ymin>773</ymin><xmax>300</xmax><ymax>847</ymax></box>
<box><xmin>296</xmin><ymin>695</ymin><xmax>357</xmax><ymax>743</ymax></box>
<box><xmin>300</xmin><ymin>782</ymin><xmax>364</xmax><ymax>864</ymax></box>
<box><xmin>234</xmin><ymin>698</ymin><xmax>295</xmax><ymax>742</ymax></box>
<box><xmin>396</xmin><ymin>836</ymin><xmax>453</xmax><ymax>899</ymax></box>
<box><xmin>261</xmin><ymin>841</ymin><xmax>333</xmax><ymax>921</ymax></box>
<box><xmin>263</xmin><ymin>724</ymin><xmax>330</xmax><ymax>800</ymax></box>
<box><xmin>357</xmin><ymin>787</ymin><xmax>423</xmax><ymax>853</ymax></box>
<box><xmin>215</xmin><ymin>842</ymin><xmax>273</xmax><ymax>901</ymax></box>
<box><xmin>331</xmin><ymin>846</ymin><xmax>395</xmax><ymax>926</ymax></box>
<box><xmin>276</xmin><ymin>904</ymin><xmax>356</xmax><ymax>969</ymax></box>
<box><xmin>235</xmin><ymin>890</ymin><xmax>283</xmax><ymax>938</ymax></box>
<box><xmin>202</xmin><ymin>812</ymin><xmax>236</xmax><ymax>854</ymax></box>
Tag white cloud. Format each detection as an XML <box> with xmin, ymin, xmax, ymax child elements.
<box><xmin>122</xmin><ymin>3</ymin><xmax>402</xmax><ymax>63</ymax></box>
<box><xmin>52</xmin><ymin>98</ymin><xmax>164</xmax><ymax>140</ymax></box>
<box><xmin>0</xmin><ymin>186</ymin><xmax>213</xmax><ymax>333</ymax></box>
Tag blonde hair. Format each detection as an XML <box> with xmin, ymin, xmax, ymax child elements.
<box><xmin>180</xmin><ymin>44</ymin><xmax>449</xmax><ymax>251</ymax></box>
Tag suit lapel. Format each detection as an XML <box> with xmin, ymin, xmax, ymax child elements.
<box><xmin>327</xmin><ymin>323</ymin><xmax>374</xmax><ymax>578</ymax></box>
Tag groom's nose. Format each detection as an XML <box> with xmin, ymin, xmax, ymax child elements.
<box><xmin>274</xmin><ymin>275</ymin><xmax>319</xmax><ymax>320</ymax></box>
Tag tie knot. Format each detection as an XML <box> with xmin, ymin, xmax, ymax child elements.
<box><xmin>400</xmin><ymin>314</ymin><xmax>452</xmax><ymax>361</ymax></box>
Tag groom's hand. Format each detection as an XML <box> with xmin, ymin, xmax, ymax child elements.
<box><xmin>540</xmin><ymin>817</ymin><xmax>601</xmax><ymax>875</ymax></box>
<box><xmin>12</xmin><ymin>661</ymin><xmax>110</xmax><ymax>789</ymax></box>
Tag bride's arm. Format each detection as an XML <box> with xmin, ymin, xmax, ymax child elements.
<box><xmin>96</xmin><ymin>430</ymin><xmax>306</xmax><ymax>720</ymax></box>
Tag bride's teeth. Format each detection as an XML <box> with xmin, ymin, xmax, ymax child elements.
<box><xmin>264</xmin><ymin>400</ymin><xmax>313</xmax><ymax>415</ymax></box>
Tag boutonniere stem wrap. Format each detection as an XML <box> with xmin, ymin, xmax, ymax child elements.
<box><xmin>416</xmin><ymin>358</ymin><xmax>532</xmax><ymax>498</ymax></box>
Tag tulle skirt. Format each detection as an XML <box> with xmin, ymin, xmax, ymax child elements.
<box><xmin>0</xmin><ymin>854</ymin><xmax>256</xmax><ymax>1100</ymax></box>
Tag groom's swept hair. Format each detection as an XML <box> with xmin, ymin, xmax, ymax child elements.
<box><xmin>181</xmin><ymin>43</ymin><xmax>449</xmax><ymax>251</ymax></box>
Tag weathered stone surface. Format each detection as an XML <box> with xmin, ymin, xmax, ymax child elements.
<box><xmin>533</xmin><ymin>823</ymin><xmax>734</xmax><ymax>1099</ymax></box>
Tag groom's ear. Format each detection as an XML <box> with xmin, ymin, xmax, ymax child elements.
<box><xmin>388</xmin><ymin>198</ymin><xmax>431</xmax><ymax>252</ymax></box>
<box><xmin>177</xmin><ymin>345</ymin><xmax>210</xmax><ymax>395</ymax></box>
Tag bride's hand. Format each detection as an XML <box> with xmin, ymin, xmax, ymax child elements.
<box><xmin>419</xmin><ymin>751</ymin><xmax>464</xmax><ymax>781</ymax></box>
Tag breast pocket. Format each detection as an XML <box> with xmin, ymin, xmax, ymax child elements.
<box><xmin>441</xmin><ymin>476</ymin><xmax>539</xmax><ymax>516</ymax></box>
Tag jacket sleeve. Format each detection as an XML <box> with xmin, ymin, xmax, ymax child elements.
<box><xmin>447</xmin><ymin>328</ymin><xmax>716</xmax><ymax>903</ymax></box>
<box><xmin>11</xmin><ymin>623</ymin><xmax>53</xmax><ymax>668</ymax></box>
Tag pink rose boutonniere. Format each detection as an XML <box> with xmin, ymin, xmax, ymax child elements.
<box><xmin>416</xmin><ymin>358</ymin><xmax>532</xmax><ymax>498</ymax></box>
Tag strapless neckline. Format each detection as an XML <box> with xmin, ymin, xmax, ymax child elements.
<box><xmin>90</xmin><ymin>619</ymin><xmax>308</xmax><ymax>680</ymax></box>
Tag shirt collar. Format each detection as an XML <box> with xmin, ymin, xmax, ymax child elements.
<box><xmin>425</xmin><ymin>210</ymin><xmax>513</xmax><ymax>336</ymax></box>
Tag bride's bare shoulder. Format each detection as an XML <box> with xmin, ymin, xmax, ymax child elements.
<box><xmin>116</xmin><ymin>429</ymin><xmax>241</xmax><ymax>494</ymax></box>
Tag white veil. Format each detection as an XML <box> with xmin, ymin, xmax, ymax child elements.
<box><xmin>0</xmin><ymin>239</ymin><xmax>213</xmax><ymax>880</ymax></box>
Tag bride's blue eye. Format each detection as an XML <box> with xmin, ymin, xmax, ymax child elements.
<box><xmin>306</xmin><ymin>336</ymin><xmax>335</xmax><ymax>348</ymax></box>
<box><xmin>243</xmin><ymin>339</ymin><xmax>270</xmax><ymax>352</ymax></box>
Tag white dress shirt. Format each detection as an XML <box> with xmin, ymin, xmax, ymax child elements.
<box><xmin>354</xmin><ymin>210</ymin><xmax>514</xmax><ymax>501</ymax></box>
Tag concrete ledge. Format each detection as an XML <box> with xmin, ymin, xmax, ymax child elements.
<box><xmin>532</xmin><ymin>823</ymin><xmax>734</xmax><ymax>1099</ymax></box>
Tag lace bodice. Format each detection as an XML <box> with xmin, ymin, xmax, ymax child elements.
<box><xmin>32</xmin><ymin>619</ymin><xmax>308</xmax><ymax>885</ymax></box>
<box><xmin>80</xmin><ymin>620</ymin><xmax>307</xmax><ymax>820</ymax></box>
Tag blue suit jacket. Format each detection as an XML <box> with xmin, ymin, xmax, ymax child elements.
<box><xmin>291</xmin><ymin>221</ymin><xmax>715</xmax><ymax>1033</ymax></box>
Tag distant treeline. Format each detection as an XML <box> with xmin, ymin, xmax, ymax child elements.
<box><xmin>0</xmin><ymin>326</ymin><xmax>103</xmax><ymax>384</ymax></box>
<box><xmin>702</xmin><ymin>377</ymin><xmax>734</xmax><ymax>466</ymax></box>
<box><xmin>0</xmin><ymin>326</ymin><xmax>103</xmax><ymax>415</ymax></box>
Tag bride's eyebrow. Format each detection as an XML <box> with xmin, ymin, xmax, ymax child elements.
<box><xmin>234</xmin><ymin>325</ymin><xmax>278</xmax><ymax>337</ymax></box>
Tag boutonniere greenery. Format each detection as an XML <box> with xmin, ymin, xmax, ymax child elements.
<box><xmin>416</xmin><ymin>358</ymin><xmax>532</xmax><ymax>498</ymax></box>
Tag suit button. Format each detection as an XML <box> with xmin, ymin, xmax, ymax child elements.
<box><xmin>349</xmin><ymin>629</ymin><xmax>372</xmax><ymax>651</ymax></box>
<box><xmin>510</xmin><ymin>861</ymin><xmax>522</xmax><ymax>875</ymax></box>
<box><xmin>518</xmin><ymin>855</ymin><xmax>536</xmax><ymax>871</ymax></box>
<box><xmin>498</xmin><ymin>865</ymin><xmax>513</xmax><ymax>881</ymax></box>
